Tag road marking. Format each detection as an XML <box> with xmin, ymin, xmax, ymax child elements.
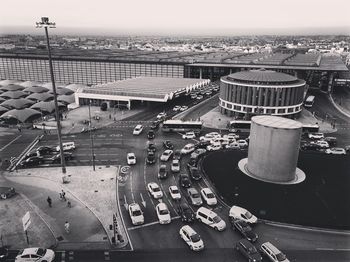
<box><xmin>316</xmin><ymin>248</ymin><xmax>350</xmax><ymax>251</ymax></box>
<box><xmin>140</xmin><ymin>193</ymin><xmax>146</xmax><ymax>208</ymax></box>
<box><xmin>0</xmin><ymin>135</ymin><xmax>22</xmax><ymax>152</ymax></box>
<box><xmin>130</xmin><ymin>171</ymin><xmax>135</xmax><ymax>202</ymax></box>
<box><xmin>123</xmin><ymin>195</ymin><xmax>128</xmax><ymax>210</ymax></box>
<box><xmin>127</xmin><ymin>216</ymin><xmax>181</xmax><ymax>231</ymax></box>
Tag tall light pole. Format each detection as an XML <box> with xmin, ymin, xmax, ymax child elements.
<box><xmin>88</xmin><ymin>100</ymin><xmax>96</xmax><ymax>171</ymax></box>
<box><xmin>36</xmin><ymin>17</ymin><xmax>66</xmax><ymax>174</ymax></box>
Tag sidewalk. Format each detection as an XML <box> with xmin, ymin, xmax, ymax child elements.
<box><xmin>34</xmin><ymin>106</ymin><xmax>144</xmax><ymax>134</ymax></box>
<box><xmin>200</xmin><ymin>106</ymin><xmax>336</xmax><ymax>133</ymax></box>
<box><xmin>2</xmin><ymin>165</ymin><xmax>125</xmax><ymax>250</ymax></box>
<box><xmin>330</xmin><ymin>86</ymin><xmax>350</xmax><ymax>119</ymax></box>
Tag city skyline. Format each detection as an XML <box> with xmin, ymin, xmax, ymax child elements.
<box><xmin>1</xmin><ymin>0</ymin><xmax>350</xmax><ymax>36</ymax></box>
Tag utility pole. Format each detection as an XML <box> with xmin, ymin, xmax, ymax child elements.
<box><xmin>36</xmin><ymin>17</ymin><xmax>66</xmax><ymax>174</ymax></box>
<box><xmin>88</xmin><ymin>100</ymin><xmax>96</xmax><ymax>171</ymax></box>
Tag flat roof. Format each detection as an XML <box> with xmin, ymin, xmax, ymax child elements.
<box><xmin>78</xmin><ymin>77</ymin><xmax>209</xmax><ymax>102</ymax></box>
<box><xmin>252</xmin><ymin>115</ymin><xmax>302</xmax><ymax>129</ymax></box>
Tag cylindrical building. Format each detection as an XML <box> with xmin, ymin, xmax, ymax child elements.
<box><xmin>239</xmin><ymin>115</ymin><xmax>305</xmax><ymax>184</ymax></box>
<box><xmin>219</xmin><ymin>69</ymin><xmax>305</xmax><ymax>117</ymax></box>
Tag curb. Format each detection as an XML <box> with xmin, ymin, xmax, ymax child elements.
<box><xmin>328</xmin><ymin>94</ymin><xmax>350</xmax><ymax>119</ymax></box>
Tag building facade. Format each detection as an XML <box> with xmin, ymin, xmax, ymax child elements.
<box><xmin>219</xmin><ymin>69</ymin><xmax>306</xmax><ymax>118</ymax></box>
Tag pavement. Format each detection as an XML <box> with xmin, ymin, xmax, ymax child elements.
<box><xmin>33</xmin><ymin>106</ymin><xmax>144</xmax><ymax>134</ymax></box>
<box><xmin>331</xmin><ymin>86</ymin><xmax>350</xmax><ymax>118</ymax></box>
<box><xmin>1</xmin><ymin>165</ymin><xmax>127</xmax><ymax>250</ymax></box>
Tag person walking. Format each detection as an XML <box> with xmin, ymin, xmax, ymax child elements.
<box><xmin>64</xmin><ymin>221</ymin><xmax>70</xmax><ymax>234</ymax></box>
<box><xmin>67</xmin><ymin>201</ymin><xmax>72</xmax><ymax>208</ymax></box>
<box><xmin>47</xmin><ymin>196</ymin><xmax>52</xmax><ymax>207</ymax></box>
<box><xmin>61</xmin><ymin>190</ymin><xmax>66</xmax><ymax>201</ymax></box>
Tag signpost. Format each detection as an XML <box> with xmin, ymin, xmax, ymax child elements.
<box><xmin>22</xmin><ymin>212</ymin><xmax>31</xmax><ymax>245</ymax></box>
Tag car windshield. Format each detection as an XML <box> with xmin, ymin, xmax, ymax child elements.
<box><xmin>129</xmin><ymin>155</ymin><xmax>135</xmax><ymax>159</ymax></box>
<box><xmin>213</xmin><ymin>216</ymin><xmax>221</xmax><ymax>223</ymax></box>
<box><xmin>133</xmin><ymin>210</ymin><xmax>142</xmax><ymax>216</ymax></box>
<box><xmin>36</xmin><ymin>248</ymin><xmax>46</xmax><ymax>256</ymax></box>
<box><xmin>207</xmin><ymin>193</ymin><xmax>215</xmax><ymax>198</ymax></box>
<box><xmin>244</xmin><ymin>211</ymin><xmax>252</xmax><ymax>219</ymax></box>
<box><xmin>153</xmin><ymin>187</ymin><xmax>160</xmax><ymax>192</ymax></box>
<box><xmin>276</xmin><ymin>252</ymin><xmax>287</xmax><ymax>261</ymax></box>
<box><xmin>190</xmin><ymin>233</ymin><xmax>201</xmax><ymax>243</ymax></box>
<box><xmin>159</xmin><ymin>209</ymin><xmax>169</xmax><ymax>215</ymax></box>
<box><xmin>172</xmin><ymin>189</ymin><xmax>179</xmax><ymax>194</ymax></box>
<box><xmin>192</xmin><ymin>193</ymin><xmax>200</xmax><ymax>198</ymax></box>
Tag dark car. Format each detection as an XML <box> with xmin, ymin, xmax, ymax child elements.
<box><xmin>177</xmin><ymin>202</ymin><xmax>195</xmax><ymax>223</ymax></box>
<box><xmin>43</xmin><ymin>152</ymin><xmax>73</xmax><ymax>164</ymax></box>
<box><xmin>147</xmin><ymin>143</ymin><xmax>156</xmax><ymax>153</ymax></box>
<box><xmin>188</xmin><ymin>166</ymin><xmax>202</xmax><ymax>181</ymax></box>
<box><xmin>179</xmin><ymin>173</ymin><xmax>191</xmax><ymax>188</ymax></box>
<box><xmin>19</xmin><ymin>156</ymin><xmax>43</xmax><ymax>167</ymax></box>
<box><xmin>151</xmin><ymin>120</ymin><xmax>161</xmax><ymax>130</ymax></box>
<box><xmin>0</xmin><ymin>187</ymin><xmax>16</xmax><ymax>200</ymax></box>
<box><xmin>0</xmin><ymin>247</ymin><xmax>8</xmax><ymax>261</ymax></box>
<box><xmin>163</xmin><ymin>140</ymin><xmax>174</xmax><ymax>150</ymax></box>
<box><xmin>100</xmin><ymin>102</ymin><xmax>108</xmax><ymax>111</ymax></box>
<box><xmin>147</xmin><ymin>130</ymin><xmax>155</xmax><ymax>139</ymax></box>
<box><xmin>158</xmin><ymin>165</ymin><xmax>168</xmax><ymax>179</ymax></box>
<box><xmin>323</xmin><ymin>137</ymin><xmax>337</xmax><ymax>147</ymax></box>
<box><xmin>301</xmin><ymin>142</ymin><xmax>322</xmax><ymax>151</ymax></box>
<box><xmin>146</xmin><ymin>151</ymin><xmax>156</xmax><ymax>165</ymax></box>
<box><xmin>173</xmin><ymin>150</ymin><xmax>182</xmax><ymax>160</ymax></box>
<box><xmin>231</xmin><ymin>218</ymin><xmax>258</xmax><ymax>242</ymax></box>
<box><xmin>36</xmin><ymin>146</ymin><xmax>56</xmax><ymax>155</ymax></box>
<box><xmin>195</xmin><ymin>140</ymin><xmax>210</xmax><ymax>149</ymax></box>
<box><xmin>235</xmin><ymin>239</ymin><xmax>262</xmax><ymax>262</ymax></box>
<box><xmin>25</xmin><ymin>150</ymin><xmax>40</xmax><ymax>158</ymax></box>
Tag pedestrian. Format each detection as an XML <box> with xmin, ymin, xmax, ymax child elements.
<box><xmin>64</xmin><ymin>221</ymin><xmax>70</xmax><ymax>234</ymax></box>
<box><xmin>18</xmin><ymin>127</ymin><xmax>21</xmax><ymax>133</ymax></box>
<box><xmin>61</xmin><ymin>190</ymin><xmax>66</xmax><ymax>201</ymax></box>
<box><xmin>47</xmin><ymin>196</ymin><xmax>52</xmax><ymax>207</ymax></box>
<box><xmin>67</xmin><ymin>201</ymin><xmax>72</xmax><ymax>208</ymax></box>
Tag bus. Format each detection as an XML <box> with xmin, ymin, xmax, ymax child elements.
<box><xmin>304</xmin><ymin>95</ymin><xmax>315</xmax><ymax>108</ymax></box>
<box><xmin>301</xmin><ymin>124</ymin><xmax>319</xmax><ymax>133</ymax></box>
<box><xmin>161</xmin><ymin>120</ymin><xmax>203</xmax><ymax>134</ymax></box>
<box><xmin>228</xmin><ymin>120</ymin><xmax>251</xmax><ymax>132</ymax></box>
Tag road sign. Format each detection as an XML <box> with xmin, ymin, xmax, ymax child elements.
<box><xmin>22</xmin><ymin>211</ymin><xmax>31</xmax><ymax>231</ymax></box>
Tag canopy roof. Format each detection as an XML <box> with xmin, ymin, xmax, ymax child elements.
<box><xmin>0</xmin><ymin>108</ymin><xmax>41</xmax><ymax>123</ymax></box>
<box><xmin>0</xmin><ymin>90</ymin><xmax>28</xmax><ymax>99</ymax></box>
<box><xmin>0</xmin><ymin>80</ymin><xmax>21</xmax><ymax>86</ymax></box>
<box><xmin>1</xmin><ymin>98</ymin><xmax>35</xmax><ymax>109</ymax></box>
<box><xmin>57</xmin><ymin>94</ymin><xmax>75</xmax><ymax>104</ymax></box>
<box><xmin>65</xmin><ymin>83</ymin><xmax>87</xmax><ymax>92</ymax></box>
<box><xmin>40</xmin><ymin>82</ymin><xmax>65</xmax><ymax>89</ymax></box>
<box><xmin>23</xmin><ymin>86</ymin><xmax>49</xmax><ymax>94</ymax></box>
<box><xmin>0</xmin><ymin>84</ymin><xmax>25</xmax><ymax>92</ymax></box>
<box><xmin>49</xmin><ymin>87</ymin><xmax>74</xmax><ymax>96</ymax></box>
<box><xmin>19</xmin><ymin>81</ymin><xmax>41</xmax><ymax>88</ymax></box>
<box><xmin>0</xmin><ymin>105</ymin><xmax>9</xmax><ymax>115</ymax></box>
<box><xmin>26</xmin><ymin>92</ymin><xmax>53</xmax><ymax>102</ymax></box>
<box><xmin>31</xmin><ymin>101</ymin><xmax>65</xmax><ymax>113</ymax></box>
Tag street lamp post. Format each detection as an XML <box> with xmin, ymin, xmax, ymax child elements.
<box><xmin>36</xmin><ymin>17</ymin><xmax>66</xmax><ymax>174</ymax></box>
<box><xmin>88</xmin><ymin>100</ymin><xmax>96</xmax><ymax>171</ymax></box>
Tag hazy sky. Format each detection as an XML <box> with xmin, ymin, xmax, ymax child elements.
<box><xmin>1</xmin><ymin>0</ymin><xmax>350</xmax><ymax>35</ymax></box>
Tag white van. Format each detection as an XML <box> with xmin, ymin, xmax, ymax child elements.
<box><xmin>196</xmin><ymin>207</ymin><xmax>226</xmax><ymax>231</ymax></box>
<box><xmin>56</xmin><ymin>142</ymin><xmax>75</xmax><ymax>152</ymax></box>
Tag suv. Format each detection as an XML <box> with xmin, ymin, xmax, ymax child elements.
<box><xmin>188</xmin><ymin>166</ymin><xmax>202</xmax><ymax>181</ymax></box>
<box><xmin>146</xmin><ymin>151</ymin><xmax>156</xmax><ymax>165</ymax></box>
<box><xmin>235</xmin><ymin>239</ymin><xmax>262</xmax><ymax>262</ymax></box>
<box><xmin>179</xmin><ymin>225</ymin><xmax>204</xmax><ymax>251</ymax></box>
<box><xmin>260</xmin><ymin>242</ymin><xmax>289</xmax><ymax>262</ymax></box>
<box><xmin>187</xmin><ymin>188</ymin><xmax>203</xmax><ymax>206</ymax></box>
<box><xmin>177</xmin><ymin>202</ymin><xmax>195</xmax><ymax>223</ymax></box>
<box><xmin>230</xmin><ymin>218</ymin><xmax>258</xmax><ymax>242</ymax></box>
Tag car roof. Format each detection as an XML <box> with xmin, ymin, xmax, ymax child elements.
<box><xmin>127</xmin><ymin>153</ymin><xmax>135</xmax><ymax>156</ymax></box>
<box><xmin>148</xmin><ymin>182</ymin><xmax>158</xmax><ymax>188</ymax></box>
<box><xmin>261</xmin><ymin>242</ymin><xmax>281</xmax><ymax>253</ymax></box>
<box><xmin>129</xmin><ymin>203</ymin><xmax>141</xmax><ymax>211</ymax></box>
<box><xmin>157</xmin><ymin>202</ymin><xmax>167</xmax><ymax>209</ymax></box>
<box><xmin>135</xmin><ymin>124</ymin><xmax>143</xmax><ymax>128</ymax></box>
<box><xmin>181</xmin><ymin>225</ymin><xmax>196</xmax><ymax>235</ymax></box>
<box><xmin>21</xmin><ymin>248</ymin><xmax>40</xmax><ymax>255</ymax></box>
<box><xmin>169</xmin><ymin>185</ymin><xmax>178</xmax><ymax>190</ymax></box>
<box><xmin>188</xmin><ymin>188</ymin><xmax>198</xmax><ymax>193</ymax></box>
<box><xmin>239</xmin><ymin>238</ymin><xmax>254</xmax><ymax>247</ymax></box>
<box><xmin>197</xmin><ymin>206</ymin><xmax>216</xmax><ymax>215</ymax></box>
<box><xmin>202</xmin><ymin>188</ymin><xmax>212</xmax><ymax>194</ymax></box>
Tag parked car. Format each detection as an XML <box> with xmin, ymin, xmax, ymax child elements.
<box><xmin>156</xmin><ymin>203</ymin><xmax>171</xmax><ymax>224</ymax></box>
<box><xmin>235</xmin><ymin>239</ymin><xmax>262</xmax><ymax>262</ymax></box>
<box><xmin>127</xmin><ymin>153</ymin><xmax>136</xmax><ymax>165</ymax></box>
<box><xmin>156</xmin><ymin>112</ymin><xmax>167</xmax><ymax>120</ymax></box>
<box><xmin>188</xmin><ymin>166</ymin><xmax>202</xmax><ymax>181</ymax></box>
<box><xmin>179</xmin><ymin>225</ymin><xmax>204</xmax><ymax>251</ymax></box>
<box><xmin>15</xmin><ymin>248</ymin><xmax>55</xmax><ymax>262</ymax></box>
<box><xmin>128</xmin><ymin>203</ymin><xmax>144</xmax><ymax>225</ymax></box>
<box><xmin>158</xmin><ymin>165</ymin><xmax>168</xmax><ymax>179</ymax></box>
<box><xmin>36</xmin><ymin>146</ymin><xmax>56</xmax><ymax>155</ymax></box>
<box><xmin>225</xmin><ymin>142</ymin><xmax>240</xmax><ymax>149</ymax></box>
<box><xmin>323</xmin><ymin>137</ymin><xmax>337</xmax><ymax>147</ymax></box>
<box><xmin>230</xmin><ymin>218</ymin><xmax>258</xmax><ymax>242</ymax></box>
<box><xmin>308</xmin><ymin>132</ymin><xmax>324</xmax><ymax>140</ymax></box>
<box><xmin>177</xmin><ymin>202</ymin><xmax>195</xmax><ymax>223</ymax></box>
<box><xmin>171</xmin><ymin>159</ymin><xmax>180</xmax><ymax>173</ymax></box>
<box><xmin>181</xmin><ymin>143</ymin><xmax>196</xmax><ymax>155</ymax></box>
<box><xmin>173</xmin><ymin>105</ymin><xmax>181</xmax><ymax>111</ymax></box>
<box><xmin>229</xmin><ymin>206</ymin><xmax>257</xmax><ymax>224</ymax></box>
<box><xmin>187</xmin><ymin>188</ymin><xmax>203</xmax><ymax>206</ymax></box>
<box><xmin>0</xmin><ymin>187</ymin><xmax>16</xmax><ymax>200</ymax></box>
<box><xmin>169</xmin><ymin>185</ymin><xmax>181</xmax><ymax>200</ymax></box>
<box><xmin>260</xmin><ymin>242</ymin><xmax>290</xmax><ymax>262</ymax></box>
<box><xmin>301</xmin><ymin>142</ymin><xmax>322</xmax><ymax>151</ymax></box>
<box><xmin>237</xmin><ymin>139</ymin><xmax>249</xmax><ymax>148</ymax></box>
<box><xmin>179</xmin><ymin>173</ymin><xmax>191</xmax><ymax>188</ymax></box>
<box><xmin>133</xmin><ymin>124</ymin><xmax>144</xmax><ymax>135</ymax></box>
<box><xmin>315</xmin><ymin>140</ymin><xmax>329</xmax><ymax>148</ymax></box>
<box><xmin>200</xmin><ymin>188</ymin><xmax>217</xmax><ymax>206</ymax></box>
<box><xmin>160</xmin><ymin>150</ymin><xmax>173</xmax><ymax>161</ymax></box>
<box><xmin>147</xmin><ymin>130</ymin><xmax>155</xmax><ymax>139</ymax></box>
<box><xmin>182</xmin><ymin>131</ymin><xmax>196</xmax><ymax>139</ymax></box>
<box><xmin>147</xmin><ymin>182</ymin><xmax>163</xmax><ymax>199</ymax></box>
<box><xmin>146</xmin><ymin>151</ymin><xmax>156</xmax><ymax>165</ymax></box>
<box><xmin>325</xmin><ymin>147</ymin><xmax>346</xmax><ymax>155</ymax></box>
<box><xmin>180</xmin><ymin>105</ymin><xmax>189</xmax><ymax>111</ymax></box>
<box><xmin>163</xmin><ymin>140</ymin><xmax>174</xmax><ymax>150</ymax></box>
<box><xmin>0</xmin><ymin>247</ymin><xmax>9</xmax><ymax>261</ymax></box>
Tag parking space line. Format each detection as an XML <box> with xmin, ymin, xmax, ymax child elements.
<box><xmin>0</xmin><ymin>134</ymin><xmax>22</xmax><ymax>151</ymax></box>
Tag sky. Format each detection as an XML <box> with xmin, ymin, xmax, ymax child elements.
<box><xmin>1</xmin><ymin>0</ymin><xmax>350</xmax><ymax>36</ymax></box>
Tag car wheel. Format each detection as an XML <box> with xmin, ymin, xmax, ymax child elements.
<box><xmin>214</xmin><ymin>226</ymin><xmax>218</xmax><ymax>231</ymax></box>
<box><xmin>197</xmin><ymin>218</ymin><xmax>201</xmax><ymax>222</ymax></box>
<box><xmin>190</xmin><ymin>245</ymin><xmax>193</xmax><ymax>250</ymax></box>
<box><xmin>1</xmin><ymin>194</ymin><xmax>7</xmax><ymax>200</ymax></box>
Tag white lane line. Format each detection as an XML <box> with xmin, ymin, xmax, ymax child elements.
<box><xmin>159</xmin><ymin>182</ymin><xmax>178</xmax><ymax>216</ymax></box>
<box><xmin>123</xmin><ymin>195</ymin><xmax>128</xmax><ymax>210</ymax></box>
<box><xmin>127</xmin><ymin>216</ymin><xmax>181</xmax><ymax>231</ymax></box>
<box><xmin>0</xmin><ymin>135</ymin><xmax>22</xmax><ymax>151</ymax></box>
<box><xmin>316</xmin><ymin>248</ymin><xmax>350</xmax><ymax>251</ymax></box>
<box><xmin>130</xmin><ymin>171</ymin><xmax>135</xmax><ymax>202</ymax></box>
<box><xmin>140</xmin><ymin>193</ymin><xmax>146</xmax><ymax>208</ymax></box>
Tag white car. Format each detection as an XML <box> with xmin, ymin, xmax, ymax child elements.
<box><xmin>201</xmin><ymin>188</ymin><xmax>217</xmax><ymax>206</ymax></box>
<box><xmin>169</xmin><ymin>185</ymin><xmax>181</xmax><ymax>200</ymax></box>
<box><xmin>229</xmin><ymin>205</ymin><xmax>257</xmax><ymax>224</ymax></box>
<box><xmin>173</xmin><ymin>105</ymin><xmax>181</xmax><ymax>111</ymax></box>
<box><xmin>171</xmin><ymin>159</ymin><xmax>180</xmax><ymax>172</ymax></box>
<box><xmin>133</xmin><ymin>124</ymin><xmax>143</xmax><ymax>135</ymax></box>
<box><xmin>211</xmin><ymin>137</ymin><xmax>230</xmax><ymax>146</ymax></box>
<box><xmin>180</xmin><ymin>105</ymin><xmax>189</xmax><ymax>111</ymax></box>
<box><xmin>316</xmin><ymin>140</ymin><xmax>329</xmax><ymax>148</ymax></box>
<box><xmin>147</xmin><ymin>182</ymin><xmax>163</xmax><ymax>199</ymax></box>
<box><xmin>190</xmin><ymin>148</ymin><xmax>206</xmax><ymax>159</ymax></box>
<box><xmin>127</xmin><ymin>153</ymin><xmax>136</xmax><ymax>165</ymax></box>
<box><xmin>182</xmin><ymin>131</ymin><xmax>196</xmax><ymax>139</ymax></box>
<box><xmin>260</xmin><ymin>242</ymin><xmax>290</xmax><ymax>262</ymax></box>
<box><xmin>237</xmin><ymin>139</ymin><xmax>249</xmax><ymax>148</ymax></box>
<box><xmin>225</xmin><ymin>142</ymin><xmax>240</xmax><ymax>149</ymax></box>
<box><xmin>15</xmin><ymin>248</ymin><xmax>55</xmax><ymax>262</ymax></box>
<box><xmin>156</xmin><ymin>112</ymin><xmax>167</xmax><ymax>119</ymax></box>
<box><xmin>196</xmin><ymin>95</ymin><xmax>204</xmax><ymax>100</ymax></box>
<box><xmin>308</xmin><ymin>132</ymin><xmax>324</xmax><ymax>140</ymax></box>
<box><xmin>179</xmin><ymin>225</ymin><xmax>204</xmax><ymax>251</ymax></box>
<box><xmin>181</xmin><ymin>143</ymin><xmax>195</xmax><ymax>155</ymax></box>
<box><xmin>325</xmin><ymin>147</ymin><xmax>346</xmax><ymax>155</ymax></box>
<box><xmin>128</xmin><ymin>203</ymin><xmax>144</xmax><ymax>225</ymax></box>
<box><xmin>207</xmin><ymin>143</ymin><xmax>222</xmax><ymax>151</ymax></box>
<box><xmin>156</xmin><ymin>203</ymin><xmax>171</xmax><ymax>224</ymax></box>
<box><xmin>160</xmin><ymin>150</ymin><xmax>173</xmax><ymax>161</ymax></box>
<box><xmin>223</xmin><ymin>133</ymin><xmax>239</xmax><ymax>141</ymax></box>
